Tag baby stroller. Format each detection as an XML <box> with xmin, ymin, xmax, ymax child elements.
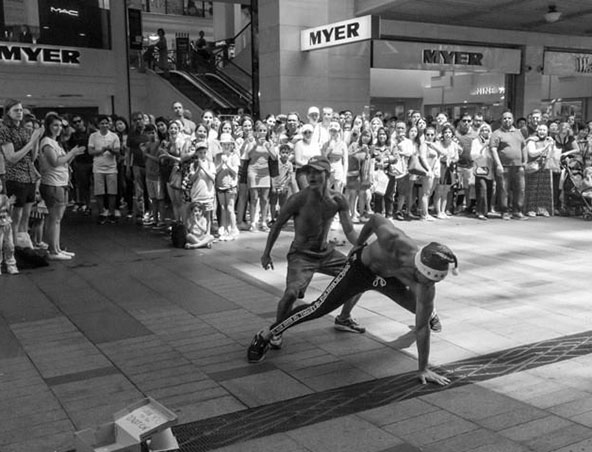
<box><xmin>560</xmin><ymin>152</ymin><xmax>592</xmax><ymax>221</ymax></box>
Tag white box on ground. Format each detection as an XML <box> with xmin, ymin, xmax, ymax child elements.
<box><xmin>74</xmin><ymin>397</ymin><xmax>178</xmax><ymax>452</ymax></box>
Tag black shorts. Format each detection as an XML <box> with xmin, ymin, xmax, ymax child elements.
<box><xmin>5</xmin><ymin>180</ymin><xmax>36</xmax><ymax>207</ymax></box>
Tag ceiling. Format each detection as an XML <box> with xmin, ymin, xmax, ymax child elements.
<box><xmin>355</xmin><ymin>0</ymin><xmax>592</xmax><ymax>37</ymax></box>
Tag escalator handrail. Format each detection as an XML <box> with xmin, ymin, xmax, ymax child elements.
<box><xmin>202</xmin><ymin>72</ymin><xmax>252</xmax><ymax>104</ymax></box>
<box><xmin>169</xmin><ymin>70</ymin><xmax>232</xmax><ymax>109</ymax></box>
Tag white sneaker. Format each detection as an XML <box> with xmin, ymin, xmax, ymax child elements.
<box><xmin>100</xmin><ymin>209</ymin><xmax>109</xmax><ymax>217</ymax></box>
<box><xmin>6</xmin><ymin>265</ymin><xmax>19</xmax><ymax>275</ymax></box>
<box><xmin>48</xmin><ymin>252</ymin><xmax>72</xmax><ymax>261</ymax></box>
<box><xmin>114</xmin><ymin>209</ymin><xmax>122</xmax><ymax>218</ymax></box>
<box><xmin>60</xmin><ymin>250</ymin><xmax>76</xmax><ymax>257</ymax></box>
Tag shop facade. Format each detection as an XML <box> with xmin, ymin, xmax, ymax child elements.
<box><xmin>258</xmin><ymin>0</ymin><xmax>592</xmax><ymax>123</ymax></box>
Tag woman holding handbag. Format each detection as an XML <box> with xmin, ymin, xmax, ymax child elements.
<box><xmin>524</xmin><ymin>124</ymin><xmax>555</xmax><ymax>217</ymax></box>
<box><xmin>429</xmin><ymin>124</ymin><xmax>460</xmax><ymax>219</ymax></box>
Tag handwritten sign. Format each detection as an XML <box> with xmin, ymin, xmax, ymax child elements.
<box><xmin>116</xmin><ymin>404</ymin><xmax>171</xmax><ymax>440</ymax></box>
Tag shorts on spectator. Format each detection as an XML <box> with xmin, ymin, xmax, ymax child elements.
<box><xmin>40</xmin><ymin>184</ymin><xmax>68</xmax><ymax>208</ymax></box>
<box><xmin>94</xmin><ymin>173</ymin><xmax>118</xmax><ymax>195</ymax></box>
<box><xmin>193</xmin><ymin>200</ymin><xmax>214</xmax><ymax>212</ymax></box>
<box><xmin>5</xmin><ymin>180</ymin><xmax>36</xmax><ymax>207</ymax></box>
<box><xmin>146</xmin><ymin>178</ymin><xmax>164</xmax><ymax>200</ymax></box>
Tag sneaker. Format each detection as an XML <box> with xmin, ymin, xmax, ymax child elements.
<box><xmin>249</xmin><ymin>224</ymin><xmax>258</xmax><ymax>232</ymax></box>
<box><xmin>527</xmin><ymin>211</ymin><xmax>537</xmax><ymax>217</ymax></box>
<box><xmin>34</xmin><ymin>241</ymin><xmax>49</xmax><ymax>250</ymax></box>
<box><xmin>437</xmin><ymin>212</ymin><xmax>448</xmax><ymax>219</ymax></box>
<box><xmin>259</xmin><ymin>223</ymin><xmax>270</xmax><ymax>233</ymax></box>
<box><xmin>247</xmin><ymin>332</ymin><xmax>270</xmax><ymax>363</ymax></box>
<box><xmin>114</xmin><ymin>209</ymin><xmax>122</xmax><ymax>218</ymax></box>
<box><xmin>6</xmin><ymin>265</ymin><xmax>19</xmax><ymax>275</ymax></box>
<box><xmin>541</xmin><ymin>209</ymin><xmax>550</xmax><ymax>217</ymax></box>
<box><xmin>48</xmin><ymin>252</ymin><xmax>72</xmax><ymax>261</ymax></box>
<box><xmin>334</xmin><ymin>316</ymin><xmax>366</xmax><ymax>334</ymax></box>
<box><xmin>429</xmin><ymin>312</ymin><xmax>442</xmax><ymax>332</ymax></box>
<box><xmin>502</xmin><ymin>213</ymin><xmax>511</xmax><ymax>221</ymax></box>
<box><xmin>513</xmin><ymin>212</ymin><xmax>527</xmax><ymax>220</ymax></box>
<box><xmin>477</xmin><ymin>214</ymin><xmax>488</xmax><ymax>221</ymax></box>
<box><xmin>71</xmin><ymin>205</ymin><xmax>80</xmax><ymax>213</ymax></box>
<box><xmin>269</xmin><ymin>334</ymin><xmax>283</xmax><ymax>350</ymax></box>
<box><xmin>421</xmin><ymin>215</ymin><xmax>436</xmax><ymax>222</ymax></box>
<box><xmin>60</xmin><ymin>250</ymin><xmax>75</xmax><ymax>257</ymax></box>
<box><xmin>395</xmin><ymin>212</ymin><xmax>405</xmax><ymax>221</ymax></box>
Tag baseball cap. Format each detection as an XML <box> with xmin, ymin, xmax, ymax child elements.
<box><xmin>193</xmin><ymin>141</ymin><xmax>208</xmax><ymax>150</ymax></box>
<box><xmin>300</xmin><ymin>124</ymin><xmax>315</xmax><ymax>134</ymax></box>
<box><xmin>219</xmin><ymin>133</ymin><xmax>234</xmax><ymax>144</ymax></box>
<box><xmin>307</xmin><ymin>106</ymin><xmax>320</xmax><ymax>116</ymax></box>
<box><xmin>303</xmin><ymin>155</ymin><xmax>331</xmax><ymax>173</ymax></box>
<box><xmin>329</xmin><ymin>121</ymin><xmax>341</xmax><ymax>132</ymax></box>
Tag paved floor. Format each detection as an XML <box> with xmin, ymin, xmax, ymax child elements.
<box><xmin>1</xmin><ymin>212</ymin><xmax>592</xmax><ymax>452</ymax></box>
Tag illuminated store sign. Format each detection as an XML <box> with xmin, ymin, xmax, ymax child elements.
<box><xmin>50</xmin><ymin>6</ymin><xmax>79</xmax><ymax>17</ymax></box>
<box><xmin>544</xmin><ymin>51</ymin><xmax>592</xmax><ymax>76</ymax></box>
<box><xmin>301</xmin><ymin>15</ymin><xmax>377</xmax><ymax>51</ymax></box>
<box><xmin>0</xmin><ymin>45</ymin><xmax>80</xmax><ymax>65</ymax></box>
<box><xmin>373</xmin><ymin>40</ymin><xmax>521</xmax><ymax>74</ymax></box>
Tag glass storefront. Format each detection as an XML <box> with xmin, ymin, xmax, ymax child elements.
<box><xmin>139</xmin><ymin>0</ymin><xmax>212</xmax><ymax>17</ymax></box>
<box><xmin>0</xmin><ymin>0</ymin><xmax>111</xmax><ymax>49</ymax></box>
<box><xmin>370</xmin><ymin>40</ymin><xmax>520</xmax><ymax>122</ymax></box>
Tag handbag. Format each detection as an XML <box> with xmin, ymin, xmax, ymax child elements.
<box><xmin>408</xmin><ymin>154</ymin><xmax>428</xmax><ymax>176</ymax></box>
<box><xmin>168</xmin><ymin>166</ymin><xmax>183</xmax><ymax>189</ymax></box>
<box><xmin>525</xmin><ymin>155</ymin><xmax>546</xmax><ymax>174</ymax></box>
<box><xmin>373</xmin><ymin>170</ymin><xmax>389</xmax><ymax>196</ymax></box>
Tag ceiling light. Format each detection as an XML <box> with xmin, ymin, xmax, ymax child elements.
<box><xmin>544</xmin><ymin>5</ymin><xmax>562</xmax><ymax>23</ymax></box>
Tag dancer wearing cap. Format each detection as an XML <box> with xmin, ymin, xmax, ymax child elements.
<box><xmin>249</xmin><ymin>213</ymin><xmax>456</xmax><ymax>386</ymax></box>
<box><xmin>258</xmin><ymin>155</ymin><xmax>366</xmax><ymax>350</ymax></box>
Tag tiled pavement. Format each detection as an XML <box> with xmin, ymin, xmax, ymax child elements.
<box><xmin>1</xmin><ymin>213</ymin><xmax>592</xmax><ymax>451</ymax></box>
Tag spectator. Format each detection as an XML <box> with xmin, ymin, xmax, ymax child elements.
<box><xmin>470</xmin><ymin>124</ymin><xmax>495</xmax><ymax>220</ymax></box>
<box><xmin>524</xmin><ymin>124</ymin><xmax>555</xmax><ymax>217</ymax></box>
<box><xmin>69</xmin><ymin>115</ymin><xmax>93</xmax><ymax>214</ymax></box>
<box><xmin>141</xmin><ymin>124</ymin><xmax>166</xmax><ymax>228</ymax></box>
<box><xmin>38</xmin><ymin>113</ymin><xmax>86</xmax><ymax>259</ymax></box>
<box><xmin>489</xmin><ymin>110</ymin><xmax>527</xmax><ymax>220</ymax></box>
<box><xmin>127</xmin><ymin>111</ymin><xmax>150</xmax><ymax>225</ymax></box>
<box><xmin>215</xmin><ymin>133</ymin><xmax>240</xmax><ymax>240</ymax></box>
<box><xmin>88</xmin><ymin>115</ymin><xmax>121</xmax><ymax>224</ymax></box>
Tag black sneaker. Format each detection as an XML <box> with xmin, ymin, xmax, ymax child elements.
<box><xmin>247</xmin><ymin>332</ymin><xmax>270</xmax><ymax>363</ymax></box>
<box><xmin>334</xmin><ymin>316</ymin><xmax>366</xmax><ymax>334</ymax></box>
<box><xmin>429</xmin><ymin>313</ymin><xmax>442</xmax><ymax>332</ymax></box>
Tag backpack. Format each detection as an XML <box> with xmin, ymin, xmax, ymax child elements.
<box><xmin>171</xmin><ymin>222</ymin><xmax>188</xmax><ymax>248</ymax></box>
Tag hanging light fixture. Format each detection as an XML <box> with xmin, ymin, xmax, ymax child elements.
<box><xmin>544</xmin><ymin>5</ymin><xmax>562</xmax><ymax>23</ymax></box>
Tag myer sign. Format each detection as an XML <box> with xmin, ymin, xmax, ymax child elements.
<box><xmin>301</xmin><ymin>15</ymin><xmax>377</xmax><ymax>51</ymax></box>
<box><xmin>0</xmin><ymin>44</ymin><xmax>81</xmax><ymax>65</ymax></box>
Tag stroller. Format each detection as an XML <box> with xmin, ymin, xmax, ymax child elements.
<box><xmin>560</xmin><ymin>152</ymin><xmax>592</xmax><ymax>221</ymax></box>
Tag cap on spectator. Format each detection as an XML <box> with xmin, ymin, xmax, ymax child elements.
<box><xmin>219</xmin><ymin>133</ymin><xmax>234</xmax><ymax>144</ymax></box>
<box><xmin>307</xmin><ymin>106</ymin><xmax>320</xmax><ymax>116</ymax></box>
<box><xmin>194</xmin><ymin>141</ymin><xmax>208</xmax><ymax>150</ymax></box>
<box><xmin>329</xmin><ymin>121</ymin><xmax>341</xmax><ymax>132</ymax></box>
<box><xmin>301</xmin><ymin>124</ymin><xmax>314</xmax><ymax>134</ymax></box>
<box><xmin>303</xmin><ymin>155</ymin><xmax>331</xmax><ymax>173</ymax></box>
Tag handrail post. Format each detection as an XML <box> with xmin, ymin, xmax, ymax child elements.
<box><xmin>250</xmin><ymin>0</ymin><xmax>260</xmax><ymax>118</ymax></box>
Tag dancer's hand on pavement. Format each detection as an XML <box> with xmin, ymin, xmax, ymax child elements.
<box><xmin>261</xmin><ymin>254</ymin><xmax>274</xmax><ymax>270</ymax></box>
<box><xmin>418</xmin><ymin>369</ymin><xmax>450</xmax><ymax>386</ymax></box>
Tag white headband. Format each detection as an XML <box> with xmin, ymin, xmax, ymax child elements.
<box><xmin>414</xmin><ymin>247</ymin><xmax>448</xmax><ymax>282</ymax></box>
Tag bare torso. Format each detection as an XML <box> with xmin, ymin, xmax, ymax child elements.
<box><xmin>291</xmin><ymin>188</ymin><xmax>346</xmax><ymax>252</ymax></box>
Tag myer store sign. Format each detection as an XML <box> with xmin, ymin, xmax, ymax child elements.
<box><xmin>301</xmin><ymin>15</ymin><xmax>378</xmax><ymax>51</ymax></box>
<box><xmin>0</xmin><ymin>44</ymin><xmax>81</xmax><ymax>65</ymax></box>
<box><xmin>544</xmin><ymin>51</ymin><xmax>592</xmax><ymax>76</ymax></box>
<box><xmin>373</xmin><ymin>40</ymin><xmax>521</xmax><ymax>74</ymax></box>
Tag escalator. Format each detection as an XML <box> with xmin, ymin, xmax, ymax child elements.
<box><xmin>163</xmin><ymin>70</ymin><xmax>237</xmax><ymax>114</ymax></box>
<box><xmin>193</xmin><ymin>72</ymin><xmax>252</xmax><ymax>113</ymax></box>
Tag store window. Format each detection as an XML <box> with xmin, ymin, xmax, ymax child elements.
<box><xmin>140</xmin><ymin>0</ymin><xmax>212</xmax><ymax>17</ymax></box>
<box><xmin>0</xmin><ymin>0</ymin><xmax>111</xmax><ymax>49</ymax></box>
<box><xmin>371</xmin><ymin>41</ymin><xmax>521</xmax><ymax>123</ymax></box>
<box><xmin>542</xmin><ymin>51</ymin><xmax>592</xmax><ymax>123</ymax></box>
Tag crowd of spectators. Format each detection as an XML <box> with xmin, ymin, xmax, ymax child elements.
<box><xmin>1</xmin><ymin>98</ymin><xmax>591</xmax><ymax>271</ymax></box>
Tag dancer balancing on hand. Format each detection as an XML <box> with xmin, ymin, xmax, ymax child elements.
<box><xmin>248</xmin><ymin>212</ymin><xmax>457</xmax><ymax>386</ymax></box>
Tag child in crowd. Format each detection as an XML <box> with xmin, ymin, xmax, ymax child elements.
<box><xmin>29</xmin><ymin>189</ymin><xmax>48</xmax><ymax>249</ymax></box>
<box><xmin>141</xmin><ymin>124</ymin><xmax>166</xmax><ymax>228</ymax></box>
<box><xmin>0</xmin><ymin>178</ymin><xmax>18</xmax><ymax>275</ymax></box>
<box><xmin>189</xmin><ymin>142</ymin><xmax>216</xmax><ymax>235</ymax></box>
<box><xmin>185</xmin><ymin>202</ymin><xmax>214</xmax><ymax>249</ymax></box>
<box><xmin>215</xmin><ymin>133</ymin><xmax>240</xmax><ymax>240</ymax></box>
<box><xmin>269</xmin><ymin>144</ymin><xmax>293</xmax><ymax>223</ymax></box>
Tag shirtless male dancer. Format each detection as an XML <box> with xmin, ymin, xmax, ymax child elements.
<box><xmin>248</xmin><ymin>213</ymin><xmax>455</xmax><ymax>386</ymax></box>
<box><xmin>260</xmin><ymin>155</ymin><xmax>365</xmax><ymax>350</ymax></box>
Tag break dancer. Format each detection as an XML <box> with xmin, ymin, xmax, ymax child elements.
<box><xmin>259</xmin><ymin>155</ymin><xmax>366</xmax><ymax>351</ymax></box>
<box><xmin>249</xmin><ymin>213</ymin><xmax>455</xmax><ymax>386</ymax></box>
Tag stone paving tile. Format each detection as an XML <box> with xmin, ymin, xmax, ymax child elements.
<box><xmin>284</xmin><ymin>415</ymin><xmax>404</xmax><ymax>452</ymax></box>
<box><xmin>173</xmin><ymin>395</ymin><xmax>247</xmax><ymax>424</ymax></box>
<box><xmin>220</xmin><ymin>369</ymin><xmax>313</xmax><ymax>407</ymax></box>
<box><xmin>552</xmin><ymin>438</ymin><xmax>592</xmax><ymax>452</ymax></box>
<box><xmin>422</xmin><ymin>429</ymin><xmax>531</xmax><ymax>452</ymax></box>
<box><xmin>359</xmin><ymin>398</ymin><xmax>441</xmax><ymax>427</ymax></box>
<box><xmin>524</xmin><ymin>423</ymin><xmax>592</xmax><ymax>452</ymax></box>
<box><xmin>2</xmin><ymin>431</ymin><xmax>73</xmax><ymax>452</ymax></box>
<box><xmin>476</xmin><ymin>405</ymin><xmax>549</xmax><ymax>431</ymax></box>
<box><xmin>499</xmin><ymin>415</ymin><xmax>574</xmax><ymax>442</ymax></box>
